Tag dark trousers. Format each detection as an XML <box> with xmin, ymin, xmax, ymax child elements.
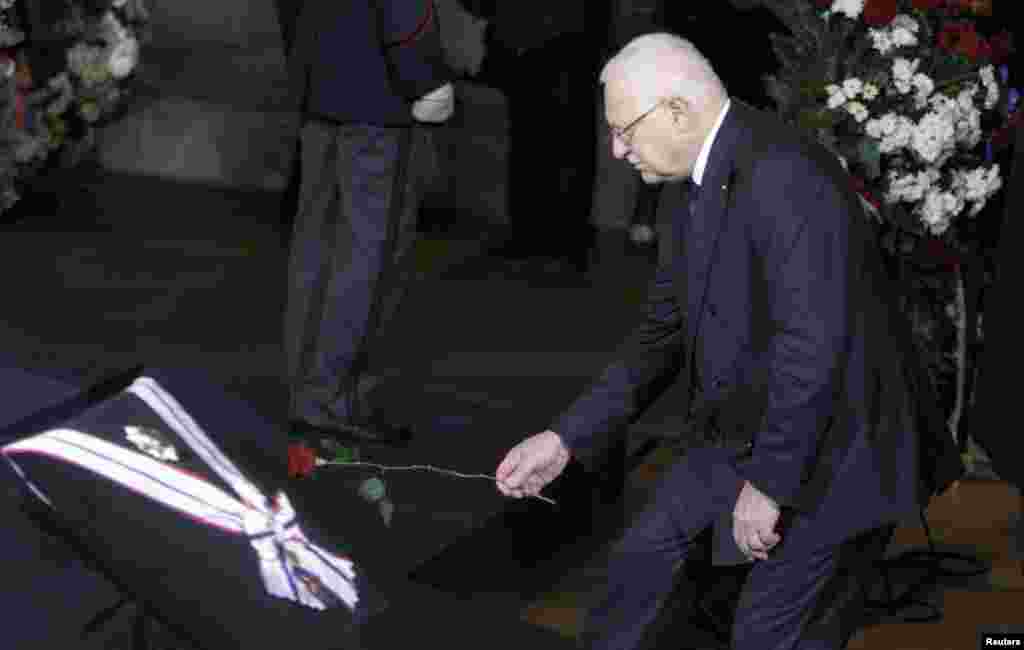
<box><xmin>581</xmin><ymin>447</ymin><xmax>843</xmax><ymax>650</ymax></box>
<box><xmin>284</xmin><ymin>119</ymin><xmax>425</xmax><ymax>423</ymax></box>
<box><xmin>484</xmin><ymin>31</ymin><xmax>599</xmax><ymax>263</ymax></box>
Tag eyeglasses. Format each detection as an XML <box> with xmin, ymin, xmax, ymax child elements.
<box><xmin>609</xmin><ymin>101</ymin><xmax>662</xmax><ymax>148</ymax></box>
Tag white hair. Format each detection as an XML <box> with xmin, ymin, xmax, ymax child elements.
<box><xmin>600</xmin><ymin>33</ymin><xmax>727</xmax><ymax>112</ymax></box>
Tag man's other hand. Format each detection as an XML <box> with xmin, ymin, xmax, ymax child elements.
<box><xmin>733</xmin><ymin>480</ymin><xmax>782</xmax><ymax>561</ymax></box>
<box><xmin>495</xmin><ymin>430</ymin><xmax>570</xmax><ymax>499</ymax></box>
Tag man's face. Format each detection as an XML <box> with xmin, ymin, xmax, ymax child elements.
<box><xmin>604</xmin><ymin>75</ymin><xmax>702</xmax><ymax>185</ymax></box>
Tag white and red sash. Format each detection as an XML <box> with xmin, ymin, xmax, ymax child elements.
<box><xmin>2</xmin><ymin>376</ymin><xmax>359</xmax><ymax>612</ymax></box>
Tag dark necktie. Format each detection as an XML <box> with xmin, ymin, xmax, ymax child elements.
<box><xmin>686</xmin><ymin>179</ymin><xmax>701</xmax><ymax>216</ymax></box>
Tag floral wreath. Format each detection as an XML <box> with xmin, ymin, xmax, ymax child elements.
<box><xmin>1</xmin><ymin>0</ymin><xmax>150</xmax><ymax>214</ymax></box>
<box><xmin>747</xmin><ymin>0</ymin><xmax>1018</xmax><ymax>464</ymax></box>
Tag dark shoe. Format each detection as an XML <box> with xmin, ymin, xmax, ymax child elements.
<box><xmin>290</xmin><ymin>417</ymin><xmax>414</xmax><ymax>447</ymax></box>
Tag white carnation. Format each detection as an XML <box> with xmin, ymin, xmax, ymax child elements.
<box><xmin>891</xmin><ymin>27</ymin><xmax>918</xmax><ymax>48</ymax></box>
<box><xmin>979</xmin><ymin>65</ymin><xmax>1000</xmax><ymax>108</ymax></box>
<box><xmin>843</xmin><ymin>78</ymin><xmax>864</xmax><ymax>98</ymax></box>
<box><xmin>892</xmin><ymin>58</ymin><xmax>919</xmax><ymax>81</ymax></box>
<box><xmin>108</xmin><ymin>37</ymin><xmax>139</xmax><ymax>79</ymax></box>
<box><xmin>912</xmin><ymin>111</ymin><xmax>956</xmax><ymax>164</ymax></box>
<box><xmin>825</xmin><ymin>84</ymin><xmax>847</xmax><ymax>109</ymax></box>
<box><xmin>831</xmin><ymin>0</ymin><xmax>865</xmax><ymax>19</ymax></box>
<box><xmin>870</xmin><ymin>29</ymin><xmax>895</xmax><ymax>54</ymax></box>
<box><xmin>918</xmin><ymin>189</ymin><xmax>961</xmax><ymax>235</ymax></box>
<box><xmin>912</xmin><ymin>73</ymin><xmax>935</xmax><ymax>108</ymax></box>
<box><xmin>891</xmin><ymin>14</ymin><xmax>920</xmax><ymax>33</ymax></box>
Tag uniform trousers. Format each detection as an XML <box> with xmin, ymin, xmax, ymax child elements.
<box><xmin>580</xmin><ymin>446</ymin><xmax>846</xmax><ymax>650</ymax></box>
<box><xmin>284</xmin><ymin>118</ymin><xmax>426</xmax><ymax>424</ymax></box>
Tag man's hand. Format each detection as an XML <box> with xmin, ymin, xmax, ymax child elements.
<box><xmin>495</xmin><ymin>431</ymin><xmax>570</xmax><ymax>499</ymax></box>
<box><xmin>733</xmin><ymin>480</ymin><xmax>782</xmax><ymax>561</ymax></box>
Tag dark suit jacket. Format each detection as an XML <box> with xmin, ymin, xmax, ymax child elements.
<box><xmin>289</xmin><ymin>0</ymin><xmax>454</xmax><ymax>125</ymax></box>
<box><xmin>552</xmin><ymin>101</ymin><xmax>962</xmax><ymax>550</ymax></box>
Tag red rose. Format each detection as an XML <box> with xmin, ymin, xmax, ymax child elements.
<box><xmin>976</xmin><ymin>37</ymin><xmax>993</xmax><ymax>61</ymax></box>
<box><xmin>958</xmin><ymin>0</ymin><xmax>992</xmax><ymax>16</ymax></box>
<box><xmin>862</xmin><ymin>0</ymin><xmax>899</xmax><ymax>26</ymax></box>
<box><xmin>990</xmin><ymin>31</ymin><xmax>1015</xmax><ymax>66</ymax></box>
<box><xmin>937</xmin><ymin>21</ymin><xmax>983</xmax><ymax>61</ymax></box>
<box><xmin>911</xmin><ymin>0</ymin><xmax>944</xmax><ymax>10</ymax></box>
<box><xmin>288</xmin><ymin>442</ymin><xmax>317</xmax><ymax>479</ymax></box>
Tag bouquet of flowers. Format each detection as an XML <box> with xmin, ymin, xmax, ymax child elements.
<box><xmin>1</xmin><ymin>0</ymin><xmax>149</xmax><ymax>215</ymax></box>
<box><xmin>732</xmin><ymin>0</ymin><xmax>1018</xmax><ymax>456</ymax></box>
<box><xmin>758</xmin><ymin>0</ymin><xmax>1014</xmax><ymax>244</ymax></box>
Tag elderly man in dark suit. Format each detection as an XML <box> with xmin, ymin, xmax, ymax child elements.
<box><xmin>496</xmin><ymin>33</ymin><xmax>961</xmax><ymax>650</ymax></box>
<box><xmin>284</xmin><ymin>1</ymin><xmax>455</xmax><ymax>444</ymax></box>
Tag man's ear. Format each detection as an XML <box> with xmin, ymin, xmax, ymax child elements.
<box><xmin>666</xmin><ymin>97</ymin><xmax>695</xmax><ymax>133</ymax></box>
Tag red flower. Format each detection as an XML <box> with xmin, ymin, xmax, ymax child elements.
<box><xmin>911</xmin><ymin>0</ymin><xmax>944</xmax><ymax>10</ymax></box>
<box><xmin>288</xmin><ymin>442</ymin><xmax>317</xmax><ymax>479</ymax></box>
<box><xmin>937</xmin><ymin>21</ymin><xmax>983</xmax><ymax>61</ymax></box>
<box><xmin>989</xmin><ymin>31</ymin><xmax>1015</xmax><ymax>66</ymax></box>
<box><xmin>847</xmin><ymin>175</ymin><xmax>881</xmax><ymax>210</ymax></box>
<box><xmin>814</xmin><ymin>0</ymin><xmax>833</xmax><ymax>8</ymax></box>
<box><xmin>957</xmin><ymin>0</ymin><xmax>992</xmax><ymax>16</ymax></box>
<box><xmin>862</xmin><ymin>0</ymin><xmax>899</xmax><ymax>26</ymax></box>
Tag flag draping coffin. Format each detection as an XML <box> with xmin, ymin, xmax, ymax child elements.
<box><xmin>1</xmin><ymin>375</ymin><xmax>382</xmax><ymax>649</ymax></box>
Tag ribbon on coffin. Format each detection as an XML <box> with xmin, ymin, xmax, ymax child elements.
<box><xmin>2</xmin><ymin>376</ymin><xmax>359</xmax><ymax>612</ymax></box>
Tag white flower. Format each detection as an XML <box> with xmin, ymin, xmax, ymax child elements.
<box><xmin>102</xmin><ymin>11</ymin><xmax>130</xmax><ymax>43</ymax></box>
<box><xmin>912</xmin><ymin>73</ymin><xmax>935</xmax><ymax>108</ymax></box>
<box><xmin>953</xmin><ymin>165</ymin><xmax>1002</xmax><ymax>215</ymax></box>
<box><xmin>825</xmin><ymin>84</ymin><xmax>847</xmax><ymax>109</ymax></box>
<box><xmin>892</xmin><ymin>58</ymin><xmax>920</xmax><ymax>95</ymax></box>
<box><xmin>870</xmin><ymin>29</ymin><xmax>895</xmax><ymax>54</ymax></box>
<box><xmin>912</xmin><ymin>110</ymin><xmax>956</xmax><ymax>164</ymax></box>
<box><xmin>891</xmin><ymin>14</ymin><xmax>920</xmax><ymax>33</ymax></box>
<box><xmin>955</xmin><ymin>105</ymin><xmax>982</xmax><ymax>148</ymax></box>
<box><xmin>846</xmin><ymin>101</ymin><xmax>869</xmax><ymax>123</ymax></box>
<box><xmin>108</xmin><ymin>37</ymin><xmax>139</xmax><ymax>79</ymax></box>
<box><xmin>891</xmin><ymin>27</ymin><xmax>918</xmax><ymax>48</ymax></box>
<box><xmin>918</xmin><ymin>188</ymin><xmax>961</xmax><ymax>235</ymax></box>
<box><xmin>866</xmin><ymin>113</ymin><xmax>914</xmax><ymax>153</ymax></box>
<box><xmin>886</xmin><ymin>168</ymin><xmax>940</xmax><ymax>203</ymax></box>
<box><xmin>843</xmin><ymin>78</ymin><xmax>864</xmax><ymax>98</ymax></box>
<box><xmin>979</xmin><ymin>65</ymin><xmax>1000</xmax><ymax>109</ymax></box>
<box><xmin>957</xmin><ymin>83</ymin><xmax>979</xmax><ymax>111</ymax></box>
<box><xmin>862</xmin><ymin>83</ymin><xmax>879</xmax><ymax>101</ymax></box>
<box><xmin>831</xmin><ymin>0</ymin><xmax>865</xmax><ymax>19</ymax></box>
<box><xmin>2</xmin><ymin>59</ymin><xmax>13</xmax><ymax>79</ymax></box>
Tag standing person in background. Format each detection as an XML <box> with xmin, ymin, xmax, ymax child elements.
<box><xmin>284</xmin><ymin>0</ymin><xmax>455</xmax><ymax>445</ymax></box>
<box><xmin>273</xmin><ymin>0</ymin><xmax>303</xmax><ymax>247</ymax></box>
<box><xmin>476</xmin><ymin>0</ymin><xmax>611</xmax><ymax>275</ymax></box>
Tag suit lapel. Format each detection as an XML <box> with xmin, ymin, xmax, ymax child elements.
<box><xmin>683</xmin><ymin>103</ymin><xmax>750</xmax><ymax>346</ymax></box>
